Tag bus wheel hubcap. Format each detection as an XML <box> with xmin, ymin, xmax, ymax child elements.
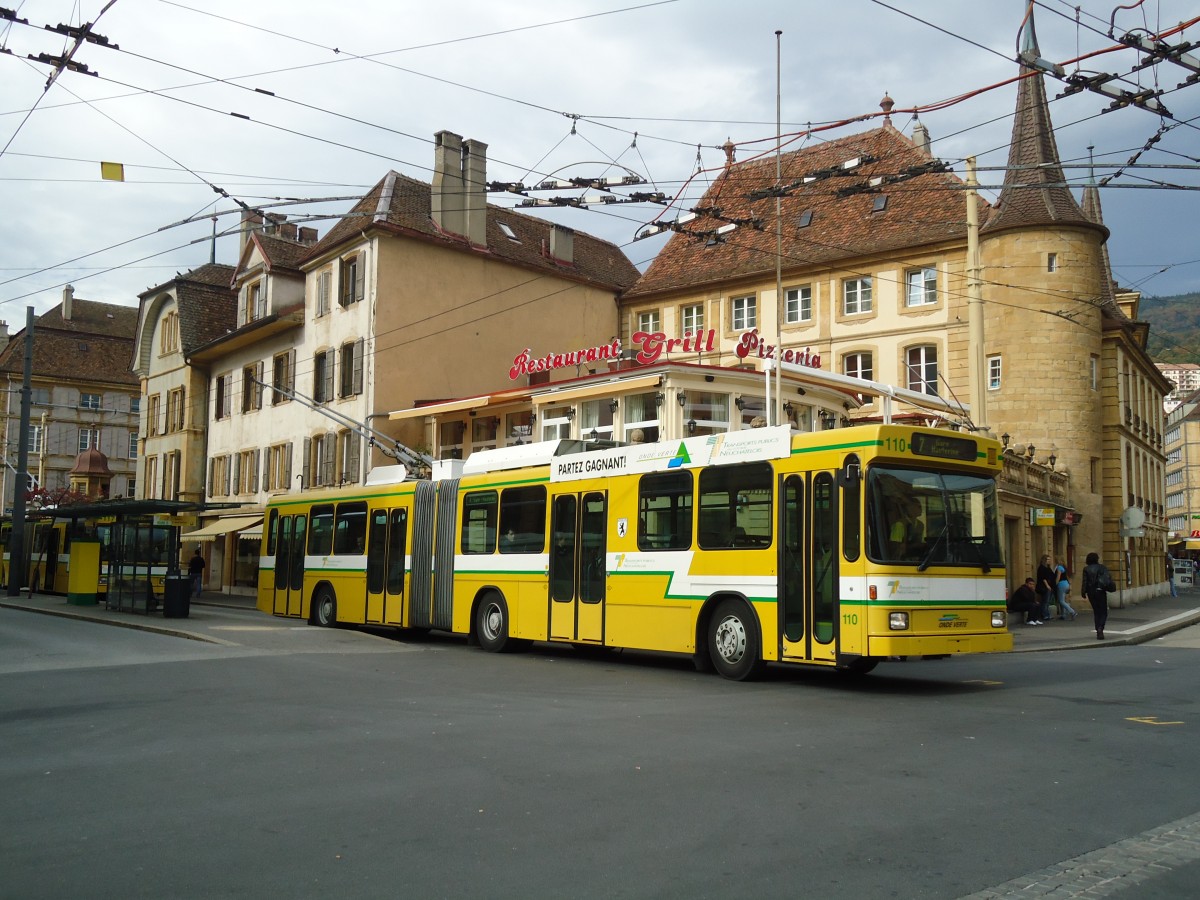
<box><xmin>484</xmin><ymin>604</ymin><xmax>502</xmax><ymax>639</ymax></box>
<box><xmin>715</xmin><ymin>615</ymin><xmax>746</xmax><ymax>663</ymax></box>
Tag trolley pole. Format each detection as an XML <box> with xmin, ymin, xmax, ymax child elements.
<box><xmin>7</xmin><ymin>307</ymin><xmax>34</xmax><ymax>597</ymax></box>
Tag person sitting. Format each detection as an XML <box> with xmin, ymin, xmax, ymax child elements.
<box><xmin>1008</xmin><ymin>577</ymin><xmax>1044</xmax><ymax>625</ymax></box>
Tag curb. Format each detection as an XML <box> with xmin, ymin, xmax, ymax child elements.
<box><xmin>1009</xmin><ymin>607</ymin><xmax>1200</xmax><ymax>653</ymax></box>
<box><xmin>0</xmin><ymin>600</ymin><xmax>236</xmax><ymax>646</ymax></box>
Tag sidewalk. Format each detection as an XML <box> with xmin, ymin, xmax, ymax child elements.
<box><xmin>3</xmin><ymin>584</ymin><xmax>1199</xmax><ymax>653</ymax></box>
<box><xmin>1008</xmin><ymin>583</ymin><xmax>1200</xmax><ymax>652</ymax></box>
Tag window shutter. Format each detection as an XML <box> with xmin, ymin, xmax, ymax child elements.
<box><xmin>232</xmin><ymin>453</ymin><xmax>241</xmax><ymax>495</ymax></box>
<box><xmin>255</xmin><ymin>361</ymin><xmax>264</xmax><ymax>409</ymax></box>
<box><xmin>324</xmin><ymin>352</ymin><xmax>335</xmax><ymax>404</ymax></box>
<box><xmin>347</xmin><ymin>433</ymin><xmax>360</xmax><ymax>484</ymax></box>
<box><xmin>353</xmin><ymin>338</ymin><xmax>364</xmax><ymax>395</ymax></box>
<box><xmin>313</xmin><ymin>354</ymin><xmax>323</xmax><ymax>403</ymax></box>
<box><xmin>251</xmin><ymin>448</ymin><xmax>261</xmax><ymax>493</ymax></box>
<box><xmin>339</xmin><ymin>259</ymin><xmax>350</xmax><ymax>308</ymax></box>
<box><xmin>301</xmin><ymin>439</ymin><xmax>311</xmax><ymax>490</ymax></box>
<box><xmin>354</xmin><ymin>257</ymin><xmax>365</xmax><ymax>304</ymax></box>
<box><xmin>207</xmin><ymin>458</ymin><xmax>214</xmax><ymax>498</ymax></box>
<box><xmin>287</xmin><ymin>350</ymin><xmax>296</xmax><ymax>390</ymax></box>
<box><xmin>323</xmin><ymin>433</ymin><xmax>336</xmax><ymax>485</ymax></box>
<box><xmin>318</xmin><ymin>271</ymin><xmax>329</xmax><ymax>316</ymax></box>
<box><xmin>285</xmin><ymin>442</ymin><xmax>293</xmax><ymax>487</ymax></box>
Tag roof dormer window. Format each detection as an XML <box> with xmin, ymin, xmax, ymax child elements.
<box><xmin>498</xmin><ymin>222</ymin><xmax>519</xmax><ymax>242</ymax></box>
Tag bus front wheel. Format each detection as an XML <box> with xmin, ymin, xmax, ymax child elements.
<box><xmin>476</xmin><ymin>593</ymin><xmax>515</xmax><ymax>652</ymax></box>
<box><xmin>708</xmin><ymin>599</ymin><xmax>764</xmax><ymax>681</ymax></box>
<box><xmin>313</xmin><ymin>587</ymin><xmax>337</xmax><ymax>627</ymax></box>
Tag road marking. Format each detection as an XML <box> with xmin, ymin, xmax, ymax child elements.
<box><xmin>962</xmin><ymin>679</ymin><xmax>1003</xmax><ymax>686</ymax></box>
<box><xmin>1126</xmin><ymin>716</ymin><xmax>1184</xmax><ymax>726</ymax></box>
<box><xmin>959</xmin><ymin>809</ymin><xmax>1200</xmax><ymax>898</ymax></box>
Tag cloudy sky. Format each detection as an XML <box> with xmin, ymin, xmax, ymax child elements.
<box><xmin>2</xmin><ymin>0</ymin><xmax>1198</xmax><ymax>323</ymax></box>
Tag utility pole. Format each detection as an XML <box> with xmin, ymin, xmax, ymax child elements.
<box><xmin>773</xmin><ymin>29</ymin><xmax>784</xmax><ymax>428</ymax></box>
<box><xmin>966</xmin><ymin>157</ymin><xmax>985</xmax><ymax>430</ymax></box>
<box><xmin>7</xmin><ymin>307</ymin><xmax>34</xmax><ymax>596</ymax></box>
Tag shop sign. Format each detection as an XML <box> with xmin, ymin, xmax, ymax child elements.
<box><xmin>734</xmin><ymin>329</ymin><xmax>821</xmax><ymax>367</ymax></box>
<box><xmin>1030</xmin><ymin>507</ymin><xmax>1055</xmax><ymax>526</ymax></box>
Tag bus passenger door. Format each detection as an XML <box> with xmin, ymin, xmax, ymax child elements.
<box><xmin>365</xmin><ymin>509</ymin><xmax>388</xmax><ymax>624</ymax></box>
<box><xmin>548</xmin><ymin>491</ymin><xmax>607</xmax><ymax>644</ymax></box>
<box><xmin>274</xmin><ymin>514</ymin><xmax>306</xmax><ymax>617</ymax></box>
<box><xmin>779</xmin><ymin>472</ymin><xmax>839</xmax><ymax>664</ymax></box>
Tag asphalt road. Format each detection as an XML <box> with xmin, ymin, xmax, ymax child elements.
<box><xmin>1</xmin><ymin>606</ymin><xmax>1198</xmax><ymax>899</ymax></box>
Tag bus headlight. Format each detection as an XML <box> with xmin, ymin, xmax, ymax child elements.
<box><xmin>888</xmin><ymin>612</ymin><xmax>909</xmax><ymax>631</ymax></box>
<box><xmin>992</xmin><ymin>611</ymin><xmax>1007</xmax><ymax>628</ymax></box>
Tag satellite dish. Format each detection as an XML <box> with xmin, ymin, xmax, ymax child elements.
<box><xmin>1119</xmin><ymin>507</ymin><xmax>1146</xmax><ymax>529</ymax></box>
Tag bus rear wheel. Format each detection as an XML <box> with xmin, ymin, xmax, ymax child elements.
<box><xmin>708</xmin><ymin>599</ymin><xmax>764</xmax><ymax>681</ymax></box>
<box><xmin>313</xmin><ymin>587</ymin><xmax>337</xmax><ymax>627</ymax></box>
<box><xmin>476</xmin><ymin>593</ymin><xmax>514</xmax><ymax>653</ymax></box>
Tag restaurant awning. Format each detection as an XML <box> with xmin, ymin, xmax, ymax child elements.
<box><xmin>184</xmin><ymin>515</ymin><xmax>263</xmax><ymax>542</ymax></box>
<box><xmin>531</xmin><ymin>373</ymin><xmax>661</xmax><ymax>407</ymax></box>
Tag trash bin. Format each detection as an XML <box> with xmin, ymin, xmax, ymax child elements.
<box><xmin>162</xmin><ymin>574</ymin><xmax>190</xmax><ymax>619</ymax></box>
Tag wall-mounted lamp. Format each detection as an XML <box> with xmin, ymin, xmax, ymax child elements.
<box><xmin>820</xmin><ymin>409</ymin><xmax>837</xmax><ymax>430</ymax></box>
<box><xmin>687</xmin><ymin>418</ymin><xmax>697</xmax><ymax>435</ymax></box>
<box><xmin>1026</xmin><ymin>443</ymin><xmax>1035</xmax><ymax>460</ymax></box>
<box><xmin>796</xmin><ymin>388</ymin><xmax>806</xmax><ymax>396</ymax></box>
<box><xmin>1001</xmin><ymin>432</ymin><xmax>1010</xmax><ymax>450</ymax></box>
<box><xmin>842</xmin><ymin>401</ymin><xmax>852</xmax><ymax>410</ymax></box>
<box><xmin>608</xmin><ymin>398</ymin><xmax>619</xmax><ymax>414</ymax></box>
<box><xmin>677</xmin><ymin>393</ymin><xmax>687</xmax><ymax>407</ymax></box>
<box><xmin>654</xmin><ymin>392</ymin><xmax>665</xmax><ymax>407</ymax></box>
<box><xmin>589</xmin><ymin>428</ymin><xmax>600</xmax><ymax>441</ymax></box>
<box><xmin>734</xmin><ymin>396</ymin><xmax>746</xmax><ymax>411</ymax></box>
<box><xmin>566</xmin><ymin>407</ymin><xmax>576</xmax><ymax>421</ymax></box>
<box><xmin>529</xmin><ymin>410</ymin><xmax>537</xmax><ymax>424</ymax></box>
<box><xmin>1048</xmin><ymin>452</ymin><xmax>1057</xmax><ymax>468</ymax></box>
<box><xmin>704</xmin><ymin>374</ymin><xmax>715</xmax><ymax>383</ymax></box>
<box><xmin>783</xmin><ymin>401</ymin><xmax>794</xmax><ymax>417</ymax></box>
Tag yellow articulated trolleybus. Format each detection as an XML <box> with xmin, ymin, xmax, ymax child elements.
<box><xmin>258</xmin><ymin>423</ymin><xmax>1011</xmax><ymax>679</ymax></box>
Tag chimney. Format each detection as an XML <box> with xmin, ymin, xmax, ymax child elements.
<box><xmin>0</xmin><ymin>320</ymin><xmax>9</xmax><ymax>355</ymax></box>
<box><xmin>239</xmin><ymin>210</ymin><xmax>264</xmax><ymax>257</ymax></box>
<box><xmin>549</xmin><ymin>224</ymin><xmax>575</xmax><ymax>264</ymax></box>
<box><xmin>62</xmin><ymin>284</ymin><xmax>74</xmax><ymax>321</ymax></box>
<box><xmin>280</xmin><ymin>222</ymin><xmax>297</xmax><ymax>241</ymax></box>
<box><xmin>298</xmin><ymin>226</ymin><xmax>318</xmax><ymax>245</ymax></box>
<box><xmin>431</xmin><ymin>130</ymin><xmax>466</xmax><ymax>237</ymax></box>
<box><xmin>911</xmin><ymin>118</ymin><xmax>931</xmax><ymax>156</ymax></box>
<box><xmin>463</xmin><ymin>138</ymin><xmax>488</xmax><ymax>247</ymax></box>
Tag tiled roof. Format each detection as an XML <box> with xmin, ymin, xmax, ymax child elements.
<box><xmin>980</xmin><ymin>67</ymin><xmax>1098</xmax><ymax>236</ymax></box>
<box><xmin>33</xmin><ymin>296</ymin><xmax>138</xmax><ymax>338</ymax></box>
<box><xmin>307</xmin><ymin>172</ymin><xmax>640</xmax><ymax>291</ymax></box>
<box><xmin>140</xmin><ymin>264</ymin><xmax>237</xmax><ymax>353</ymax></box>
<box><xmin>254</xmin><ymin>232</ymin><xmax>311</xmax><ymax>272</ymax></box>
<box><xmin>0</xmin><ymin>329</ymin><xmax>137</xmax><ymax>386</ymax></box>
<box><xmin>626</xmin><ymin>127</ymin><xmax>981</xmax><ymax>298</ymax></box>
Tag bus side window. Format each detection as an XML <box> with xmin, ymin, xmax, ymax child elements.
<box><xmin>638</xmin><ymin>471</ymin><xmax>692</xmax><ymax>551</ymax></box>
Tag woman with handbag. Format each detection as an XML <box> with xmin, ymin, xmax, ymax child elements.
<box><xmin>1081</xmin><ymin>551</ymin><xmax>1115</xmax><ymax>640</ymax></box>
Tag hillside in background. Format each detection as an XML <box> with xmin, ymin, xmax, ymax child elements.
<box><xmin>1140</xmin><ymin>292</ymin><xmax>1200</xmax><ymax>363</ymax></box>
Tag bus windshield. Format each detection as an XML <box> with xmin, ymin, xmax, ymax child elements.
<box><xmin>867</xmin><ymin>464</ymin><xmax>1002</xmax><ymax>570</ymax></box>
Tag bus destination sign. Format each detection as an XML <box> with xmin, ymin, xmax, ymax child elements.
<box><xmin>910</xmin><ymin>432</ymin><xmax>978</xmax><ymax>462</ymax></box>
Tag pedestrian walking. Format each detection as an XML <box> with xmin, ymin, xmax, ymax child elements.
<box><xmin>1167</xmin><ymin>552</ymin><xmax>1178</xmax><ymax>597</ymax></box>
<box><xmin>1036</xmin><ymin>554</ymin><xmax>1056</xmax><ymax>622</ymax></box>
<box><xmin>1081</xmin><ymin>551</ymin><xmax>1116</xmax><ymax>640</ymax></box>
<box><xmin>188</xmin><ymin>548</ymin><xmax>206</xmax><ymax>599</ymax></box>
<box><xmin>1054</xmin><ymin>561</ymin><xmax>1076</xmax><ymax>620</ymax></box>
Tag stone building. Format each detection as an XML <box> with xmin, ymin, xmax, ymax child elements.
<box><xmin>0</xmin><ymin>287</ymin><xmax>139</xmax><ymax>509</ymax></box>
<box><xmin>616</xmin><ymin>13</ymin><xmax>1168</xmax><ymax>600</ymax></box>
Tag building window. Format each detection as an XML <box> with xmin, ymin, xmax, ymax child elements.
<box><xmin>244</xmin><ymin>281</ymin><xmax>265</xmax><ymax>323</ymax></box>
<box><xmin>843</xmin><ymin>352</ymin><xmax>873</xmax><ymax>381</ymax></box>
<box><xmin>679</xmin><ymin>391</ymin><xmax>730</xmax><ymax>438</ymax></box>
<box><xmin>637</xmin><ymin>310</ymin><xmax>660</xmax><ymax>334</ymax></box>
<box><xmin>272</xmin><ymin>350</ymin><xmax>295</xmax><ymax>405</ymax></box>
<box><xmin>79</xmin><ymin>392</ymin><xmax>101</xmax><ymax>411</ymax></box>
<box><xmin>988</xmin><ymin>355</ymin><xmax>1002</xmax><ymax>390</ymax></box>
<box><xmin>162</xmin><ymin>450</ymin><xmax>181</xmax><ymax>500</ymax></box>
<box><xmin>439</xmin><ymin>420</ymin><xmax>466</xmax><ymax>460</ymax></box>
<box><xmin>147</xmin><ymin>393</ymin><xmax>161</xmax><ymax>436</ymax></box>
<box><xmin>339</xmin><ymin>339</ymin><xmax>364</xmax><ymax>399</ymax></box>
<box><xmin>1047</xmin><ymin>252</ymin><xmax>1058</xmax><ymax>273</ymax></box>
<box><xmin>682</xmin><ymin>303</ymin><xmax>704</xmax><ymax>333</ymax></box>
<box><xmin>160</xmin><ymin>312</ymin><xmax>179</xmax><ymax>354</ymax></box>
<box><xmin>126</xmin><ymin>477</ymin><xmax>136</xmax><ymax>499</ymax></box>
<box><xmin>1090</xmin><ymin>355</ymin><xmax>1099</xmax><ymax>390</ymax></box>
<box><xmin>129</xmin><ymin>431</ymin><xmax>138</xmax><ymax>459</ymax></box>
<box><xmin>265</xmin><ymin>443</ymin><xmax>293</xmax><ymax>492</ymax></box>
<box><xmin>843</xmin><ymin>278</ymin><xmax>872</xmax><ymax>315</ymax></box>
<box><xmin>623</xmin><ymin>392</ymin><xmax>661</xmax><ymax>444</ymax></box>
<box><xmin>145</xmin><ymin>455</ymin><xmax>159</xmax><ymax>499</ymax></box>
<box><xmin>316</xmin><ymin>270</ymin><xmax>331</xmax><ymax>318</ymax></box>
<box><xmin>31</xmin><ymin>387</ymin><xmax>50</xmax><ymax>405</ymax></box>
<box><xmin>78</xmin><ymin>427</ymin><xmax>99</xmax><ymax>452</ymax></box>
<box><xmin>731</xmin><ymin>295</ymin><xmax>756</xmax><ymax>330</ymax></box>
<box><xmin>234</xmin><ymin>449</ymin><xmax>260</xmax><ymax>494</ymax></box>
<box><xmin>580</xmin><ymin>400</ymin><xmax>614</xmax><ymax>442</ymax></box>
<box><xmin>242</xmin><ymin>362</ymin><xmax>264</xmax><ymax>412</ymax></box>
<box><xmin>166</xmin><ymin>387</ymin><xmax>185</xmax><ymax>432</ymax></box>
<box><xmin>340</xmin><ymin>255</ymin><xmax>363</xmax><ymax>307</ymax></box>
<box><xmin>208</xmin><ymin>454</ymin><xmax>231</xmax><ymax>498</ymax></box>
<box><xmin>314</xmin><ymin>351</ymin><xmax>334</xmax><ymax>404</ymax></box>
<box><xmin>906</xmin><ymin>345</ymin><xmax>939</xmax><ymax>396</ymax></box>
<box><xmin>28</xmin><ymin>424</ymin><xmax>44</xmax><ymax>455</ymax></box>
<box><xmin>214</xmin><ymin>374</ymin><xmax>232</xmax><ymax>420</ymax></box>
<box><xmin>905</xmin><ymin>267</ymin><xmax>937</xmax><ymax>306</ymax></box>
<box><xmin>130</xmin><ymin>396</ymin><xmax>140</xmax><ymax>414</ymax></box>
<box><xmin>312</xmin><ymin>433</ymin><xmax>337</xmax><ymax>486</ymax></box>
<box><xmin>785</xmin><ymin>285</ymin><xmax>812</xmax><ymax>324</ymax></box>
